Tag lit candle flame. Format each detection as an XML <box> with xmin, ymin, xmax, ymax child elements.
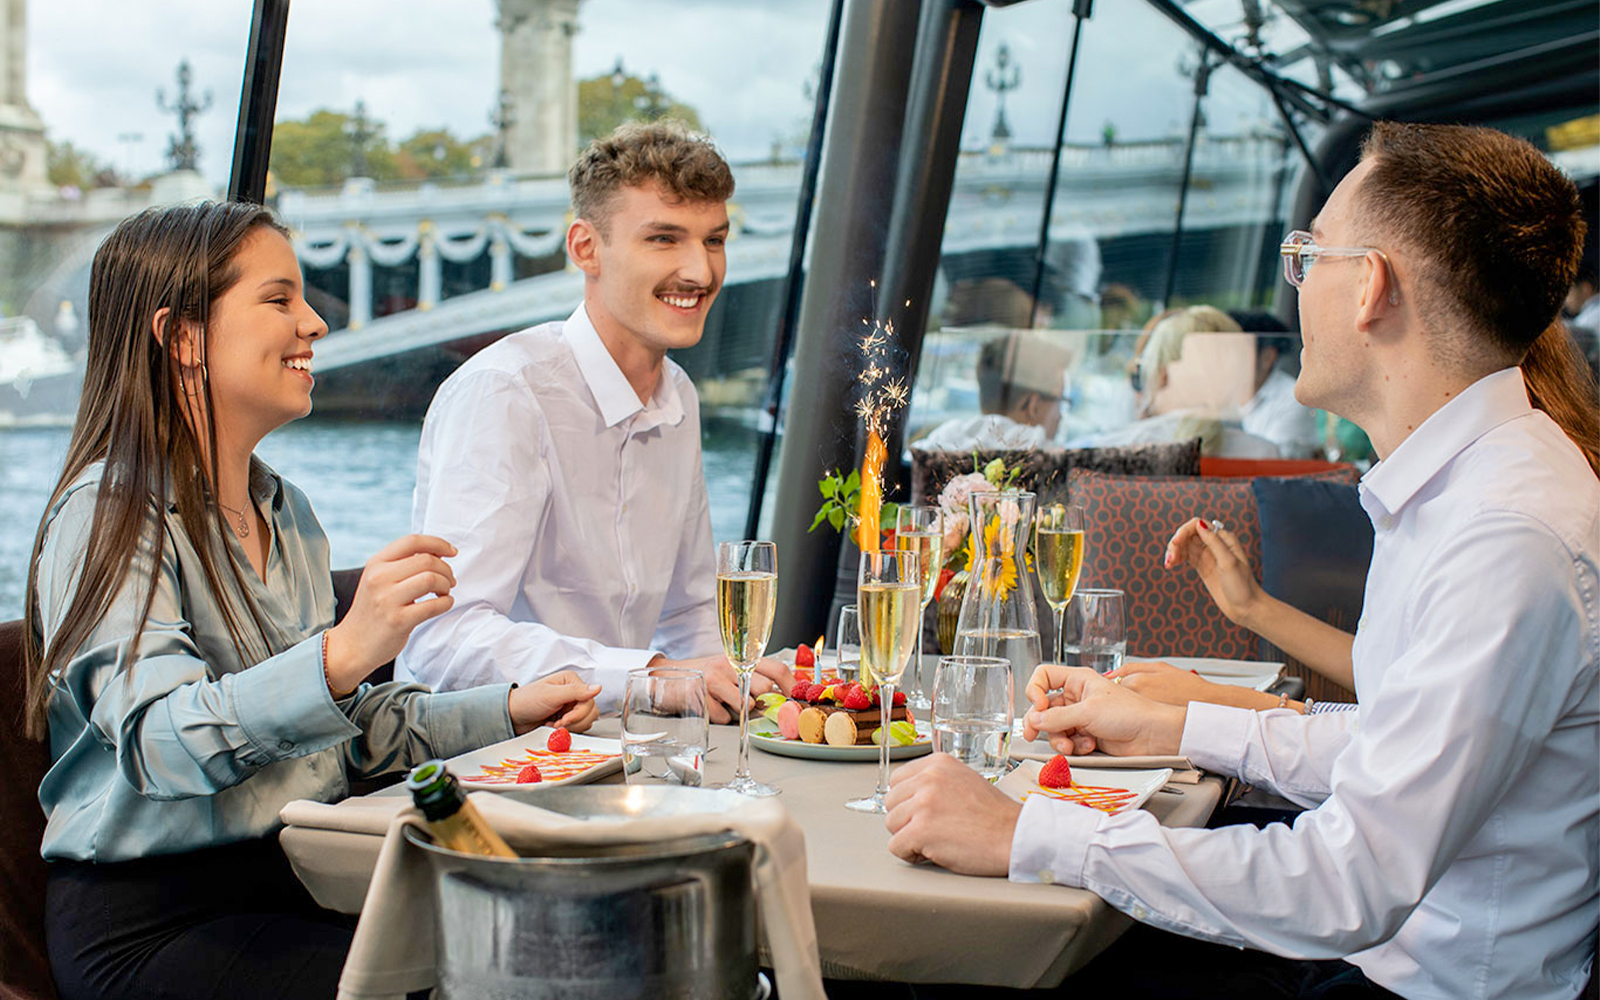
<box><xmin>852</xmin><ymin>284</ymin><xmax>912</xmax><ymax>553</ymax></box>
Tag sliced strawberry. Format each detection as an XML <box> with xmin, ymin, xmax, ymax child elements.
<box><xmin>546</xmin><ymin>727</ymin><xmax>572</xmax><ymax>753</ymax></box>
<box><xmin>516</xmin><ymin>763</ymin><xmax>543</xmax><ymax>784</ymax></box>
<box><xmin>1038</xmin><ymin>755</ymin><xmax>1073</xmax><ymax>789</ymax></box>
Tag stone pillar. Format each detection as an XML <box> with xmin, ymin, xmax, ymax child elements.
<box><xmin>0</xmin><ymin>0</ymin><xmax>51</xmax><ymax>202</ymax></box>
<box><xmin>488</xmin><ymin>216</ymin><xmax>512</xmax><ymax>292</ymax></box>
<box><xmin>347</xmin><ymin>236</ymin><xmax>371</xmax><ymax>330</ymax></box>
<box><xmin>417</xmin><ymin>222</ymin><xmax>440</xmax><ymax>311</ymax></box>
<box><xmin>495</xmin><ymin>0</ymin><xmax>581</xmax><ymax>175</ymax></box>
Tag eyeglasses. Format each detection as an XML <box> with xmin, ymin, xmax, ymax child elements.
<box><xmin>1279</xmin><ymin>230</ymin><xmax>1399</xmax><ymax>304</ymax></box>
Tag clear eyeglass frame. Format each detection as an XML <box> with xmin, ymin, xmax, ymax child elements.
<box><xmin>1279</xmin><ymin>229</ymin><xmax>1400</xmax><ymax>305</ymax></box>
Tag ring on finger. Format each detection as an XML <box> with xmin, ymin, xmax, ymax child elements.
<box><xmin>1208</xmin><ymin>519</ymin><xmax>1225</xmax><ymax>533</ymax></box>
<box><xmin>1113</xmin><ymin>675</ymin><xmax>1123</xmax><ymax>685</ymax></box>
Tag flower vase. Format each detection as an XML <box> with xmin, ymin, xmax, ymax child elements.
<box><xmin>935</xmin><ymin>570</ymin><xmax>968</xmax><ymax>655</ymax></box>
<box><xmin>952</xmin><ymin>490</ymin><xmax>1042</xmax><ymax>729</ymax></box>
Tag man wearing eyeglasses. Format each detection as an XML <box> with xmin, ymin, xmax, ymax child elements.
<box><xmin>884</xmin><ymin>122</ymin><xmax>1598</xmax><ymax>1000</ymax></box>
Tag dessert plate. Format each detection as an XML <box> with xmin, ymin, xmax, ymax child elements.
<box><xmin>998</xmin><ymin>759</ymin><xmax>1172</xmax><ymax>815</ymax></box>
<box><xmin>748</xmin><ymin>717</ymin><xmax>933</xmax><ymax>762</ymax></box>
<box><xmin>446</xmin><ymin>727</ymin><xmax>625</xmax><ymax>790</ymax></box>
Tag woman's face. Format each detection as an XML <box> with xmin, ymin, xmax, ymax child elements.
<box><xmin>201</xmin><ymin>227</ymin><xmax>327</xmax><ymax>441</ymax></box>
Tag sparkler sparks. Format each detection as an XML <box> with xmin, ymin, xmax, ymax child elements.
<box><xmin>852</xmin><ymin>282</ymin><xmax>913</xmax><ymax>552</ymax></box>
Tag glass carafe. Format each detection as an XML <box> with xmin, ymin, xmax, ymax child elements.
<box><xmin>953</xmin><ymin>489</ymin><xmax>1042</xmax><ymax>734</ymax></box>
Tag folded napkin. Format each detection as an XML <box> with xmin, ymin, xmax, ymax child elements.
<box><xmin>280</xmin><ymin>795</ymin><xmax>408</xmax><ymax>835</ymax></box>
<box><xmin>1008</xmin><ymin>741</ymin><xmax>1199</xmax><ymax>782</ymax></box>
<box><xmin>327</xmin><ymin>791</ymin><xmax>825</xmax><ymax>1000</ymax></box>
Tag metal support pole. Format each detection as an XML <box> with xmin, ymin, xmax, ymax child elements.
<box><xmin>1268</xmin><ymin>88</ymin><xmax>1333</xmax><ymax>203</ymax></box>
<box><xmin>766</xmin><ymin>0</ymin><xmax>926</xmax><ymax>646</ymax></box>
<box><xmin>1161</xmin><ymin>54</ymin><xmax>1211</xmax><ymax>307</ymax></box>
<box><xmin>742</xmin><ymin>0</ymin><xmax>846</xmax><ymax>541</ymax></box>
<box><xmin>228</xmin><ymin>0</ymin><xmax>290</xmax><ymax>203</ymax></box>
<box><xmin>1029</xmin><ymin>0</ymin><xmax>1092</xmax><ymax>329</ymax></box>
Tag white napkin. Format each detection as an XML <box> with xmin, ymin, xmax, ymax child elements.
<box><xmin>326</xmin><ymin>791</ymin><xmax>825</xmax><ymax>1000</ymax></box>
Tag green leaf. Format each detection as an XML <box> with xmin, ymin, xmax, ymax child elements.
<box><xmin>845</xmin><ymin>469</ymin><xmax>860</xmax><ymax>491</ymax></box>
<box><xmin>828</xmin><ymin>508</ymin><xmax>845</xmax><ymax>531</ymax></box>
<box><xmin>809</xmin><ymin>508</ymin><xmax>829</xmax><ymax>532</ymax></box>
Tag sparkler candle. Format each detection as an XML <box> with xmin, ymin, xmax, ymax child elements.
<box><xmin>852</xmin><ymin>282</ymin><xmax>913</xmax><ymax>554</ymax></box>
<box><xmin>858</xmin><ymin>431</ymin><xmax>886</xmax><ymax>552</ymax></box>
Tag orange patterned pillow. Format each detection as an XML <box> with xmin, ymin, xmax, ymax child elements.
<box><xmin>1066</xmin><ymin>467</ymin><xmax>1358</xmax><ymax>659</ymax></box>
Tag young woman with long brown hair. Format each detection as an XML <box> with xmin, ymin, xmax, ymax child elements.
<box><xmin>25</xmin><ymin>201</ymin><xmax>601</xmax><ymax>1000</ymax></box>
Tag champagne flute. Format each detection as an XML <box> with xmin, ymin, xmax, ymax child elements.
<box><xmin>715</xmin><ymin>540</ymin><xmax>780</xmax><ymax>797</ymax></box>
<box><xmin>845</xmin><ymin>549</ymin><xmax>922</xmax><ymax>814</ymax></box>
<box><xmin>894</xmin><ymin>505</ymin><xmax>944</xmax><ymax>712</ymax></box>
<box><xmin>1034</xmin><ymin>503</ymin><xmax>1086</xmax><ymax>662</ymax></box>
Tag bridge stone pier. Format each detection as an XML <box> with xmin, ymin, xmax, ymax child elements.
<box><xmin>275</xmin><ymin>133</ymin><xmax>1294</xmax><ymax>376</ymax></box>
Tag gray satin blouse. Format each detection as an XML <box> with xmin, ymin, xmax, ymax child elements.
<box><xmin>34</xmin><ymin>460</ymin><xmax>513</xmax><ymax>862</ymax></box>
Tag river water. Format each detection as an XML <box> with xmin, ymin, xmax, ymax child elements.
<box><xmin>0</xmin><ymin>417</ymin><xmax>766</xmax><ymax>619</ymax></box>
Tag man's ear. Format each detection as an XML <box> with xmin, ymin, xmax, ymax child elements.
<box><xmin>151</xmin><ymin>307</ymin><xmax>202</xmax><ymax>369</ymax></box>
<box><xmin>1354</xmin><ymin>250</ymin><xmax>1398</xmax><ymax>333</ymax></box>
<box><xmin>567</xmin><ymin>218</ymin><xmax>603</xmax><ymax>278</ymax></box>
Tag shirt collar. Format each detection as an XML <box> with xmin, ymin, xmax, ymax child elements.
<box><xmin>562</xmin><ymin>303</ymin><xmax>685</xmax><ymax>431</ymax></box>
<box><xmin>1360</xmin><ymin>366</ymin><xmax>1531</xmax><ymax>517</ymax></box>
<box><xmin>154</xmin><ymin>457</ymin><xmax>284</xmax><ymax>513</ymax></box>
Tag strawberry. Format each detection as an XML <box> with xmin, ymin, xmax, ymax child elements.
<box><xmin>546</xmin><ymin>727</ymin><xmax>572</xmax><ymax>753</ymax></box>
<box><xmin>805</xmin><ymin>682</ymin><xmax>827</xmax><ymax>703</ymax></box>
<box><xmin>795</xmin><ymin>644</ymin><xmax>815</xmax><ymax>668</ymax></box>
<box><xmin>1038</xmin><ymin>755</ymin><xmax>1073</xmax><ymax>789</ymax></box>
<box><xmin>516</xmin><ymin>763</ymin><xmax>543</xmax><ymax>784</ymax></box>
<box><xmin>892</xmin><ymin>690</ymin><xmax>906</xmax><ymax>707</ymax></box>
<box><xmin>793</xmin><ymin>668</ymin><xmax>814</xmax><ymax>685</ymax></box>
<box><xmin>842</xmin><ymin>687</ymin><xmax>872</xmax><ymax>711</ymax></box>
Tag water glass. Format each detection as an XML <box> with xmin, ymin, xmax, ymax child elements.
<box><xmin>621</xmin><ymin>667</ymin><xmax>710</xmax><ymax>787</ymax></box>
<box><xmin>834</xmin><ymin>604</ymin><xmax>861</xmax><ymax>682</ymax></box>
<box><xmin>932</xmin><ymin>655</ymin><xmax>1013</xmax><ymax>780</ymax></box>
<box><xmin>1060</xmin><ymin>588</ymin><xmax>1127</xmax><ymax>675</ymax></box>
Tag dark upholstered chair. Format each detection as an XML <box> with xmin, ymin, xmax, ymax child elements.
<box><xmin>0</xmin><ymin>617</ymin><xmax>60</xmax><ymax>1000</ymax></box>
<box><xmin>331</xmin><ymin>567</ymin><xmax>393</xmax><ymax>685</ymax></box>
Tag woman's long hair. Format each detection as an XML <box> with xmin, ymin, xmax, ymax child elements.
<box><xmin>23</xmin><ymin>202</ymin><xmax>290</xmax><ymax>738</ymax></box>
<box><xmin>1522</xmin><ymin>321</ymin><xmax>1600</xmax><ymax>479</ymax></box>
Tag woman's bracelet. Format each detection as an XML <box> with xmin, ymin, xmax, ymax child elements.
<box><xmin>322</xmin><ymin>630</ymin><xmax>353</xmax><ymax>699</ymax></box>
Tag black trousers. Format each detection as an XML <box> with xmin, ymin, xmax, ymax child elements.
<box><xmin>46</xmin><ymin>836</ymin><xmax>358</xmax><ymax>1000</ymax></box>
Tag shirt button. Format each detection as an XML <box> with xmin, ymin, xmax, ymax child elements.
<box><xmin>1132</xmin><ymin>905</ymin><xmax>1149</xmax><ymax>920</ymax></box>
<box><xmin>1379</xmin><ymin>515</ymin><xmax>1395</xmax><ymax>530</ymax></box>
<box><xmin>278</xmin><ymin>739</ymin><xmax>294</xmax><ymax>751</ymax></box>
<box><xmin>1038</xmin><ymin>869</ymin><xmax>1055</xmax><ymax>884</ymax></box>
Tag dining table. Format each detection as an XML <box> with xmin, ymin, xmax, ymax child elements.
<box><xmin>280</xmin><ymin>710</ymin><xmax>1224</xmax><ymax>989</ymax></box>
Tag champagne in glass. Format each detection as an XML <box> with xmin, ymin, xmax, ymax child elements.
<box><xmin>846</xmin><ymin>550</ymin><xmax>921</xmax><ymax>815</ymax></box>
<box><xmin>894</xmin><ymin>505</ymin><xmax>944</xmax><ymax>712</ymax></box>
<box><xmin>1034</xmin><ymin>504</ymin><xmax>1086</xmax><ymax>662</ymax></box>
<box><xmin>715</xmin><ymin>540</ymin><xmax>780</xmax><ymax>797</ymax></box>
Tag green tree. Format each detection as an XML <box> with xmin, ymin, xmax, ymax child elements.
<box><xmin>577</xmin><ymin>69</ymin><xmax>703</xmax><ymax>146</ymax></box>
<box><xmin>269</xmin><ymin>108</ymin><xmax>400</xmax><ymax>188</ymax></box>
<box><xmin>47</xmin><ymin>140</ymin><xmax>117</xmax><ymax>189</ymax></box>
<box><xmin>395</xmin><ymin>128</ymin><xmax>480</xmax><ymax>180</ymax></box>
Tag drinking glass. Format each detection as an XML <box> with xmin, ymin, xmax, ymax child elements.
<box><xmin>1060</xmin><ymin>588</ymin><xmax>1126</xmax><ymax>675</ymax></box>
<box><xmin>834</xmin><ymin>604</ymin><xmax>861</xmax><ymax>682</ymax></box>
<box><xmin>845</xmin><ymin>549</ymin><xmax>921</xmax><ymax>814</ymax></box>
<box><xmin>932</xmin><ymin>655</ymin><xmax>1013</xmax><ymax>780</ymax></box>
<box><xmin>1034</xmin><ymin>503</ymin><xmax>1086</xmax><ymax>662</ymax></box>
<box><xmin>715</xmin><ymin>540</ymin><xmax>780</xmax><ymax>797</ymax></box>
<box><xmin>621</xmin><ymin>667</ymin><xmax>710</xmax><ymax>787</ymax></box>
<box><xmin>894</xmin><ymin>505</ymin><xmax>944</xmax><ymax>712</ymax></box>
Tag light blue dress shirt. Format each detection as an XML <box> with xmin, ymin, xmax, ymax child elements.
<box><xmin>34</xmin><ymin>459</ymin><xmax>515</xmax><ymax>862</ymax></box>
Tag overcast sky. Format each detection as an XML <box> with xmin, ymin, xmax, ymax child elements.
<box><xmin>27</xmin><ymin>0</ymin><xmax>1285</xmax><ymax>191</ymax></box>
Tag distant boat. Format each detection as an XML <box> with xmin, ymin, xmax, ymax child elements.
<box><xmin>0</xmin><ymin>316</ymin><xmax>80</xmax><ymax>427</ymax></box>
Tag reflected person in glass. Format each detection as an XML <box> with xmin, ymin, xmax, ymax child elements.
<box><xmin>24</xmin><ymin>203</ymin><xmax>602</xmax><ymax>1000</ymax></box>
<box><xmin>400</xmin><ymin>121</ymin><xmax>794</xmax><ymax>722</ymax></box>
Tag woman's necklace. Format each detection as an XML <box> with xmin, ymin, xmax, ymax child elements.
<box><xmin>216</xmin><ymin>499</ymin><xmax>252</xmax><ymax>539</ymax></box>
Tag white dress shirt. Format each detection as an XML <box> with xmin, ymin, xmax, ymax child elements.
<box><xmin>1010</xmin><ymin>367</ymin><xmax>1598</xmax><ymax>1000</ymax></box>
<box><xmin>1241</xmin><ymin>367</ymin><xmax>1323</xmax><ymax>459</ymax></box>
<box><xmin>398</xmin><ymin>304</ymin><xmax>722</xmax><ymax>711</ymax></box>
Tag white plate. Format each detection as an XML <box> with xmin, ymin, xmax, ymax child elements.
<box><xmin>446</xmin><ymin>727</ymin><xmax>625</xmax><ymax>790</ymax></box>
<box><xmin>998</xmin><ymin>760</ymin><xmax>1172</xmax><ymax>815</ymax></box>
<box><xmin>748</xmin><ymin>717</ymin><xmax>933</xmax><ymax>762</ymax></box>
<box><xmin>1159</xmin><ymin>656</ymin><xmax>1283</xmax><ymax>692</ymax></box>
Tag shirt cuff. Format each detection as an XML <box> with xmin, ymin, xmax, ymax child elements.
<box><xmin>1008</xmin><ymin>793</ymin><xmax>1101</xmax><ymax>887</ymax></box>
<box><xmin>1178</xmin><ymin>701</ymin><xmax>1253</xmax><ymax>777</ymax></box>
<box><xmin>588</xmin><ymin>646</ymin><xmax>661</xmax><ymax>714</ymax></box>
<box><xmin>231</xmin><ymin>633</ymin><xmax>363</xmax><ymax>763</ymax></box>
<box><xmin>420</xmin><ymin>683</ymin><xmax>518</xmax><ymax>759</ymax></box>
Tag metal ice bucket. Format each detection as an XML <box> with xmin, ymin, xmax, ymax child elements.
<box><xmin>404</xmin><ymin>785</ymin><xmax>763</xmax><ymax>1000</ymax></box>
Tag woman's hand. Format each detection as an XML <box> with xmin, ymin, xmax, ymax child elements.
<box><xmin>1163</xmin><ymin>518</ymin><xmax>1266</xmax><ymax>628</ymax></box>
<box><xmin>1107</xmin><ymin>660</ymin><xmax>1282</xmax><ymax>711</ymax></box>
<box><xmin>323</xmin><ymin>534</ymin><xmax>458</xmax><ymax>693</ymax></box>
<box><xmin>509</xmin><ymin>671</ymin><xmax>602</xmax><ymax>735</ymax></box>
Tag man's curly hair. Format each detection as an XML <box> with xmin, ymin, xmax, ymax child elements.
<box><xmin>568</xmin><ymin>120</ymin><xmax>735</xmax><ymax>236</ymax></box>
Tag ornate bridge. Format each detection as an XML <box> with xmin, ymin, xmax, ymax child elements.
<box><xmin>276</xmin><ymin>133</ymin><xmax>1295</xmax><ymax>374</ymax></box>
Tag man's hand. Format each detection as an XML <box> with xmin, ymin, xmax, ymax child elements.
<box><xmin>1164</xmin><ymin>518</ymin><xmax>1266</xmax><ymax>629</ymax></box>
<box><xmin>1022</xmin><ymin>664</ymin><xmax>1187</xmax><ymax>757</ymax></box>
<box><xmin>883</xmin><ymin>754</ymin><xmax>1021</xmax><ymax>876</ymax></box>
<box><xmin>509</xmin><ymin>671</ymin><xmax>602</xmax><ymax>735</ymax></box>
<box><xmin>650</xmin><ymin>654</ymin><xmax>795</xmax><ymax>724</ymax></box>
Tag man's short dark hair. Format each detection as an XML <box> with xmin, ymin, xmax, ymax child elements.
<box><xmin>1357</xmin><ymin>122</ymin><xmax>1586</xmax><ymax>364</ymax></box>
<box><xmin>1227</xmin><ymin>309</ymin><xmax>1296</xmax><ymax>358</ymax></box>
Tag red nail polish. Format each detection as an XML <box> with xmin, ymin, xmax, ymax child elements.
<box><xmin>1197</xmin><ymin>519</ymin><xmax>1209</xmax><ymax>532</ymax></box>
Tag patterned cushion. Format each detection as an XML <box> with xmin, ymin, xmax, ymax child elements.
<box><xmin>911</xmin><ymin>439</ymin><xmax>1201</xmax><ymax>507</ymax></box>
<box><xmin>1067</xmin><ymin>466</ymin><xmax>1359</xmax><ymax>659</ymax></box>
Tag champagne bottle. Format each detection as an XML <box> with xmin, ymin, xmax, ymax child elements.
<box><xmin>405</xmin><ymin>760</ymin><xmax>518</xmax><ymax>858</ymax></box>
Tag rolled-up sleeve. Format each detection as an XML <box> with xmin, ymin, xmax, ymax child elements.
<box><xmin>337</xmin><ymin>680</ymin><xmax>515</xmax><ymax>780</ymax></box>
